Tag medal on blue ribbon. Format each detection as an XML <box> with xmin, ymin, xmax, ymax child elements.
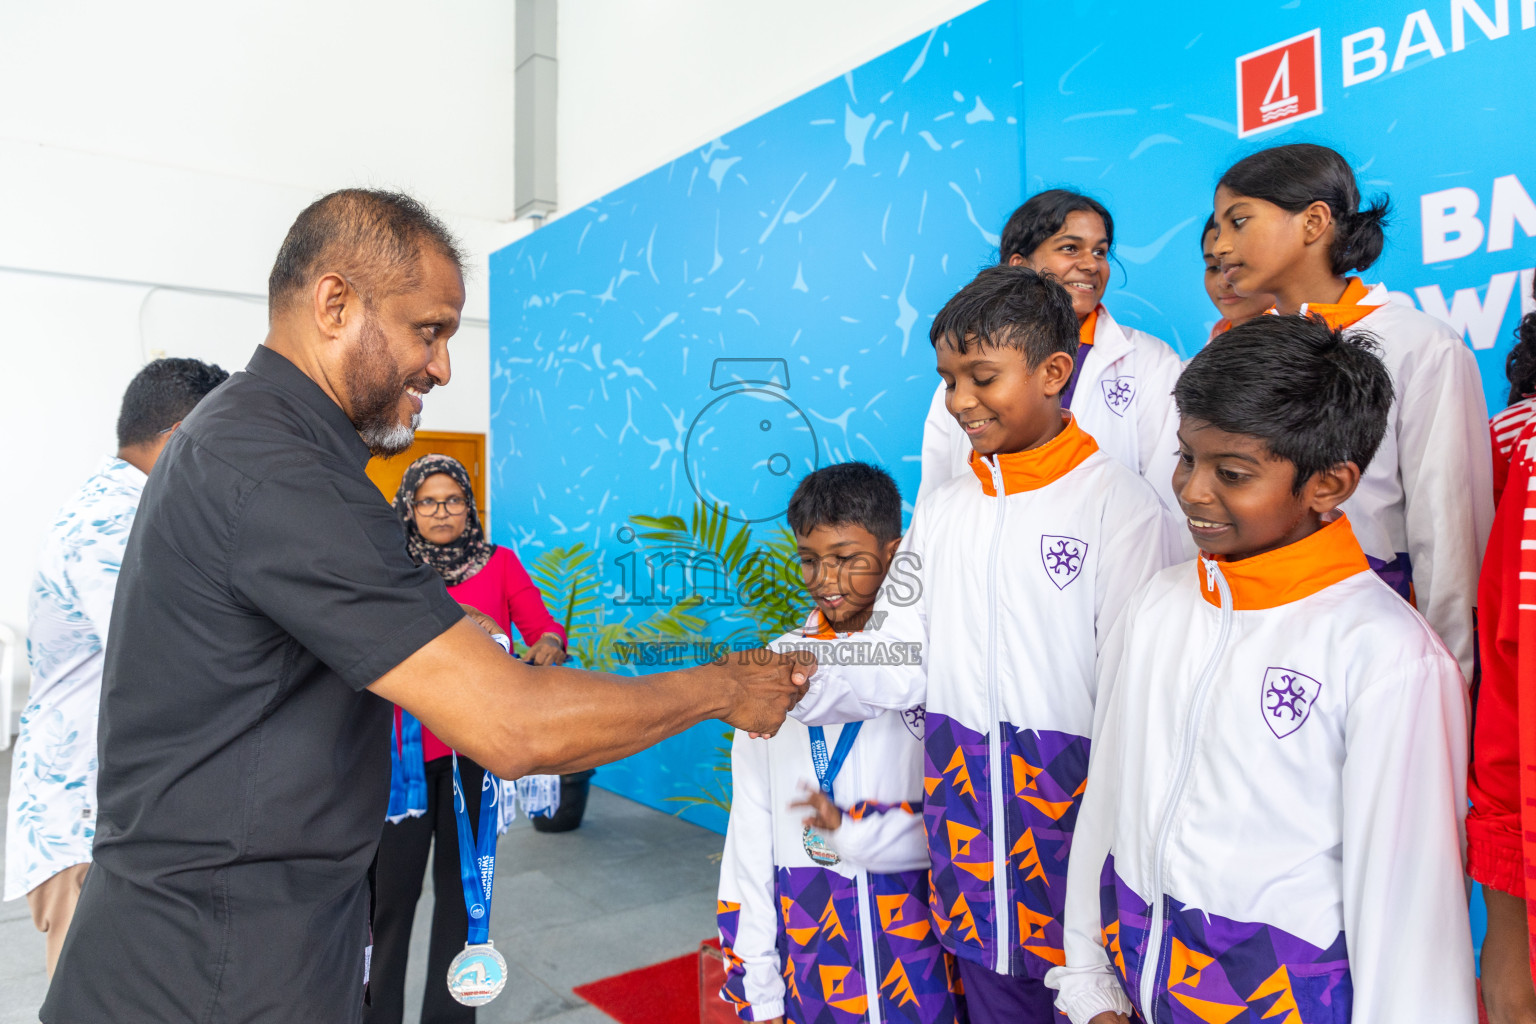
<box><xmin>802</xmin><ymin>722</ymin><xmax>862</xmax><ymax>867</ymax></box>
<box><xmin>446</xmin><ymin>753</ymin><xmax>508</xmax><ymax>1006</ymax></box>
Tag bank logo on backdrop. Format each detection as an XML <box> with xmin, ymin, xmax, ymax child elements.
<box><xmin>1236</xmin><ymin>29</ymin><xmax>1323</xmax><ymax>138</ymax></box>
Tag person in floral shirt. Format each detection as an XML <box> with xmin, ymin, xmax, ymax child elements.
<box><xmin>5</xmin><ymin>357</ymin><xmax>226</xmax><ymax>975</ymax></box>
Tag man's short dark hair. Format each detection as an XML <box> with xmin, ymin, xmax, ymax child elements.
<box><xmin>786</xmin><ymin>462</ymin><xmax>903</xmax><ymax>546</ymax></box>
<box><xmin>267</xmin><ymin>189</ymin><xmax>466</xmax><ymax>317</ymax></box>
<box><xmin>1174</xmin><ymin>314</ymin><xmax>1394</xmax><ymax>491</ymax></box>
<box><xmin>117</xmin><ymin>358</ymin><xmax>230</xmax><ymax>448</ymax></box>
<box><xmin>929</xmin><ymin>265</ymin><xmax>1079</xmax><ymax>366</ymax></box>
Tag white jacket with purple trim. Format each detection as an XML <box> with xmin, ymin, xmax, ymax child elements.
<box><xmin>1047</xmin><ymin>515</ymin><xmax>1474</xmax><ymax>1023</ymax></box>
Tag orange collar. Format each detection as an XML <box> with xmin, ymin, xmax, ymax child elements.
<box><xmin>806</xmin><ymin>610</ymin><xmax>865</xmax><ymax>639</ymax></box>
<box><xmin>1197</xmin><ymin>514</ymin><xmax>1370</xmax><ymax>610</ymax></box>
<box><xmin>969</xmin><ymin>414</ymin><xmax>1100</xmax><ymax>496</ymax></box>
<box><xmin>1210</xmin><ymin>318</ymin><xmax>1232</xmax><ymax>341</ymax></box>
<box><xmin>1079</xmin><ymin>308</ymin><xmax>1099</xmax><ymax>347</ymax></box>
<box><xmin>1295</xmin><ymin>277</ymin><xmax>1377</xmax><ymax>331</ymax></box>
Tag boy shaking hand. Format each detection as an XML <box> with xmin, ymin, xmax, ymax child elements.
<box><xmin>793</xmin><ymin>267</ymin><xmax>1183</xmax><ymax>1022</ymax></box>
<box><xmin>717</xmin><ymin>463</ymin><xmax>962</xmax><ymax>1024</ymax></box>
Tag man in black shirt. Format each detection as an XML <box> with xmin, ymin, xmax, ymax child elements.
<box><xmin>42</xmin><ymin>190</ymin><xmax>810</xmax><ymax>1024</ymax></box>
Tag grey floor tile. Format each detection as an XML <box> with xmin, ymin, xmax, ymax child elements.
<box><xmin>492</xmin><ymin>868</ymin><xmax>606</xmax><ymax>937</ymax></box>
<box><xmin>526</xmin><ymin>1006</ymin><xmax>616</xmax><ymax>1024</ymax></box>
<box><xmin>498</xmin><ymin>889</ymin><xmax>719</xmax><ymax>994</ymax></box>
<box><xmin>0</xmin><ymin>758</ymin><xmax>722</xmax><ymax>1024</ymax></box>
<box><xmin>0</xmin><ymin>919</ymin><xmax>45</xmax><ymax>983</ymax></box>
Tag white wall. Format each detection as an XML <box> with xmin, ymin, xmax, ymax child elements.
<box><xmin>0</xmin><ymin>0</ymin><xmax>529</xmax><ymax>669</ymax></box>
<box><xmin>555</xmin><ymin>0</ymin><xmax>987</xmax><ymax>215</ymax></box>
<box><xmin>0</xmin><ymin>0</ymin><xmax>983</xmax><ymax>696</ymax></box>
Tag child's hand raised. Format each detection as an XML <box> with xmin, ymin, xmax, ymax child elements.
<box><xmin>790</xmin><ymin>784</ymin><xmax>842</xmax><ymax>831</ymax></box>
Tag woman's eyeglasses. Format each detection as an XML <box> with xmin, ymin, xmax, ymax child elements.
<box><xmin>412</xmin><ymin>496</ymin><xmax>468</xmax><ymax>517</ymax></box>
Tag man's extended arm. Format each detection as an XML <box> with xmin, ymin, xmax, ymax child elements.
<box><xmin>369</xmin><ymin>619</ymin><xmax>811</xmax><ymax>780</ymax></box>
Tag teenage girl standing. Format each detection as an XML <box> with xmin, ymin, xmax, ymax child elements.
<box><xmin>1209</xmin><ymin>141</ymin><xmax>1492</xmax><ymax>680</ymax></box>
<box><xmin>917</xmin><ymin>190</ymin><xmax>1185</xmax><ymax>516</ymax></box>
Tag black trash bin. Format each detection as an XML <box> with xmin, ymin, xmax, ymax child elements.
<box><xmin>531</xmin><ymin>769</ymin><xmax>595</xmax><ymax>833</ymax></box>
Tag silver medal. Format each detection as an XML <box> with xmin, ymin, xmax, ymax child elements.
<box><xmin>802</xmin><ymin>825</ymin><xmax>840</xmax><ymax>867</ymax></box>
<box><xmin>447</xmin><ymin>941</ymin><xmax>508</xmax><ymax>1006</ymax></box>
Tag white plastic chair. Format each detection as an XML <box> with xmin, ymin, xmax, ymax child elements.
<box><xmin>0</xmin><ymin>623</ymin><xmax>19</xmax><ymax>751</ymax></box>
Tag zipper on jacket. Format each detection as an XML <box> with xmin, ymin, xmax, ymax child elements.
<box><xmin>856</xmin><ymin>869</ymin><xmax>883</xmax><ymax>1024</ymax></box>
<box><xmin>1139</xmin><ymin>557</ymin><xmax>1232</xmax><ymax>1018</ymax></box>
<box><xmin>984</xmin><ymin>457</ymin><xmax>1010</xmax><ymax>975</ymax></box>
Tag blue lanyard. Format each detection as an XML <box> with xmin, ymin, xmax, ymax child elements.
<box><xmin>807</xmin><ymin>723</ymin><xmax>863</xmax><ymax>795</ymax></box>
<box><xmin>387</xmin><ymin>711</ymin><xmax>427</xmax><ymax>820</ymax></box>
<box><xmin>451</xmin><ymin>754</ymin><xmax>499</xmax><ymax>944</ymax></box>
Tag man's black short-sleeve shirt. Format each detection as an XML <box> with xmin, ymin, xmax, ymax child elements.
<box><xmin>43</xmin><ymin>346</ymin><xmax>464</xmax><ymax>1024</ymax></box>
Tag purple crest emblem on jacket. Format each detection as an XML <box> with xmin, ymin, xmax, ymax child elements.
<box><xmin>1261</xmin><ymin>667</ymin><xmax>1322</xmax><ymax>738</ymax></box>
<box><xmin>1041</xmin><ymin>535</ymin><xmax>1088</xmax><ymax>590</ymax></box>
<box><xmin>901</xmin><ymin>705</ymin><xmax>926</xmax><ymax>740</ymax></box>
<box><xmin>1101</xmin><ymin>376</ymin><xmax>1135</xmax><ymax>417</ymax></box>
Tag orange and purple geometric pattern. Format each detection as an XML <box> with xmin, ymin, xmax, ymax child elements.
<box><xmin>718</xmin><ymin>867</ymin><xmax>962</xmax><ymax>1023</ymax></box>
<box><xmin>1098</xmin><ymin>855</ymin><xmax>1354</xmax><ymax>1023</ymax></box>
<box><xmin>1001</xmin><ymin>721</ymin><xmax>1089</xmax><ymax>978</ymax></box>
<box><xmin>923</xmin><ymin>713</ymin><xmax>1090</xmax><ymax>980</ymax></box>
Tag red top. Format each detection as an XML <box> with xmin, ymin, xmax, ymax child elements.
<box><xmin>1468</xmin><ymin>397</ymin><xmax>1536</xmax><ymax>973</ymax></box>
<box><xmin>397</xmin><ymin>545</ymin><xmax>566</xmax><ymax>763</ymax></box>
<box><xmin>1491</xmin><ymin>398</ymin><xmax>1536</xmax><ymax>506</ymax></box>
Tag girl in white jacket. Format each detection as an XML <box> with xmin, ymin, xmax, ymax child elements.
<box><xmin>717</xmin><ymin>463</ymin><xmax>961</xmax><ymax>1024</ymax></box>
<box><xmin>1207</xmin><ymin>142</ymin><xmax>1492</xmax><ymax>680</ymax></box>
<box><xmin>1048</xmin><ymin>318</ymin><xmax>1475</xmax><ymax>1024</ymax></box>
<box><xmin>918</xmin><ymin>189</ymin><xmax>1185</xmax><ymax>517</ymax></box>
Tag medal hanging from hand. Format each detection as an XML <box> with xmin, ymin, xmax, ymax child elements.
<box><xmin>802</xmin><ymin>723</ymin><xmax>862</xmax><ymax>867</ymax></box>
<box><xmin>445</xmin><ymin>753</ymin><xmax>507</xmax><ymax>1006</ymax></box>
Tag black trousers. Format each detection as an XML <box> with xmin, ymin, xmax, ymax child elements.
<box><xmin>366</xmin><ymin>754</ymin><xmax>486</xmax><ymax>1024</ymax></box>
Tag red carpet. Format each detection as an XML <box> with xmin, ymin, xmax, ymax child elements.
<box><xmin>574</xmin><ymin>940</ymin><xmax>732</xmax><ymax>1024</ymax></box>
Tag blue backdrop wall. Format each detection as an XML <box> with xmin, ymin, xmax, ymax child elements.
<box><xmin>1018</xmin><ymin>0</ymin><xmax>1536</xmax><ymax>414</ymax></box>
<box><xmin>488</xmin><ymin>2</ymin><xmax>1026</xmax><ymax>831</ymax></box>
<box><xmin>488</xmin><ymin>0</ymin><xmax>1536</xmax><ymax>833</ymax></box>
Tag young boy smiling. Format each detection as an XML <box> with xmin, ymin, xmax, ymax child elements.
<box><xmin>717</xmin><ymin>462</ymin><xmax>961</xmax><ymax>1024</ymax></box>
<box><xmin>792</xmin><ymin>266</ymin><xmax>1182</xmax><ymax>1023</ymax></box>
<box><xmin>1047</xmin><ymin>315</ymin><xmax>1475</xmax><ymax>1024</ymax></box>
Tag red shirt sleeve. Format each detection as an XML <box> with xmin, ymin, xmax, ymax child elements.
<box><xmin>1468</xmin><ymin>423</ymin><xmax>1529</xmax><ymax>898</ymax></box>
<box><xmin>495</xmin><ymin>547</ymin><xmax>567</xmax><ymax>648</ymax></box>
<box><xmin>1493</xmin><ymin>421</ymin><xmax>1513</xmax><ymax>508</ymax></box>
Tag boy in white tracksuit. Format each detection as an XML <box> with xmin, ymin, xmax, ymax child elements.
<box><xmin>793</xmin><ymin>267</ymin><xmax>1184</xmax><ymax>1023</ymax></box>
<box><xmin>1047</xmin><ymin>316</ymin><xmax>1475</xmax><ymax>1023</ymax></box>
<box><xmin>718</xmin><ymin>462</ymin><xmax>962</xmax><ymax>1024</ymax></box>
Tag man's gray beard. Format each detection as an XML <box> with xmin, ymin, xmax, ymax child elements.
<box><xmin>360</xmin><ymin>412</ymin><xmax>419</xmax><ymax>457</ymax></box>
<box><xmin>345</xmin><ymin>314</ymin><xmax>426</xmax><ymax>457</ymax></box>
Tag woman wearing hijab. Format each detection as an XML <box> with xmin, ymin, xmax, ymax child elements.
<box><xmin>368</xmin><ymin>454</ymin><xmax>566</xmax><ymax>1024</ymax></box>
